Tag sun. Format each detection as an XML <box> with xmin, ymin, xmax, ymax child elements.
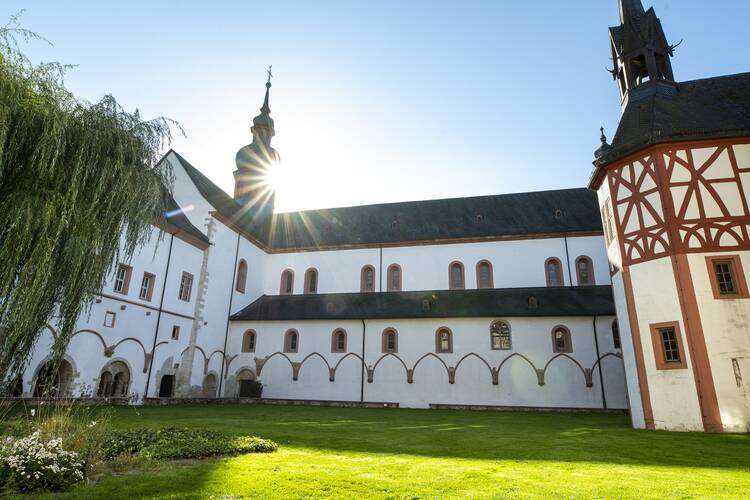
<box><xmin>263</xmin><ymin>162</ymin><xmax>285</xmax><ymax>195</ymax></box>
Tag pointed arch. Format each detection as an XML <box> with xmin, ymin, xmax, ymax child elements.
<box><xmin>496</xmin><ymin>352</ymin><xmax>538</xmax><ymax>376</ymax></box>
<box><xmin>454</xmin><ymin>352</ymin><xmax>494</xmax><ymax>384</ymax></box>
<box><xmin>591</xmin><ymin>352</ymin><xmax>624</xmax><ymax>373</ymax></box>
<box><xmin>333</xmin><ymin>352</ymin><xmax>366</xmax><ymax>372</ymax></box>
<box><xmin>255</xmin><ymin>352</ymin><xmax>294</xmax><ymax>378</ymax></box>
<box><xmin>298</xmin><ymin>352</ymin><xmax>332</xmax><ymax>372</ymax></box>
<box><xmin>543</xmin><ymin>353</ymin><xmax>588</xmax><ymax>386</ymax></box>
<box><xmin>411</xmin><ymin>352</ymin><xmax>451</xmax><ymax>383</ymax></box>
<box><xmin>370</xmin><ymin>352</ymin><xmax>410</xmax><ymax>382</ymax></box>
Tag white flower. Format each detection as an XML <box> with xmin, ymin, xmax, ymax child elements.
<box><xmin>30</xmin><ymin>408</ymin><xmax>36</xmax><ymax>417</ymax></box>
<box><xmin>88</xmin><ymin>420</ymin><xmax>97</xmax><ymax>428</ymax></box>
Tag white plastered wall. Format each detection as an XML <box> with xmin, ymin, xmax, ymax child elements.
<box><xmin>227</xmin><ymin>316</ymin><xmax>626</xmax><ymax>409</ymax></box>
<box><xmin>687</xmin><ymin>251</ymin><xmax>750</xmax><ymax>432</ymax></box>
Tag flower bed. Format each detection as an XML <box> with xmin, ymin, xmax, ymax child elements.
<box><xmin>0</xmin><ymin>431</ymin><xmax>84</xmax><ymax>493</ymax></box>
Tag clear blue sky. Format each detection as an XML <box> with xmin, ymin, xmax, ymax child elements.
<box><xmin>3</xmin><ymin>1</ymin><xmax>747</xmax><ymax>212</ymax></box>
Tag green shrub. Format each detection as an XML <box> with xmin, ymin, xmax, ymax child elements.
<box><xmin>240</xmin><ymin>380</ymin><xmax>263</xmax><ymax>398</ymax></box>
<box><xmin>101</xmin><ymin>427</ymin><xmax>278</xmax><ymax>461</ymax></box>
<box><xmin>232</xmin><ymin>435</ymin><xmax>279</xmax><ymax>454</ymax></box>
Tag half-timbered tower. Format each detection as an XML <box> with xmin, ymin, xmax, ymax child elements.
<box><xmin>590</xmin><ymin>0</ymin><xmax>750</xmax><ymax>432</ymax></box>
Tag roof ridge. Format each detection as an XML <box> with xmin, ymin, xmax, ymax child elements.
<box><xmin>274</xmin><ymin>187</ymin><xmax>592</xmax><ymax>216</ymax></box>
<box><xmin>677</xmin><ymin>72</ymin><xmax>750</xmax><ymax>87</ymax></box>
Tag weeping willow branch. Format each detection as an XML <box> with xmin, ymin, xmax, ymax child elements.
<box><xmin>0</xmin><ymin>18</ymin><xmax>177</xmax><ymax>383</ymax></box>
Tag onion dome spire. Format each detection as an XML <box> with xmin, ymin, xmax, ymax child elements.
<box><xmin>233</xmin><ymin>66</ymin><xmax>279</xmax><ymax>217</ymax></box>
<box><xmin>594</xmin><ymin>126</ymin><xmax>612</xmax><ymax>160</ymax></box>
<box><xmin>251</xmin><ymin>65</ymin><xmax>275</xmax><ymax>143</ymax></box>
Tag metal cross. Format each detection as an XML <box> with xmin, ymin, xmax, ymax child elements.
<box><xmin>266</xmin><ymin>65</ymin><xmax>273</xmax><ymax>84</ymax></box>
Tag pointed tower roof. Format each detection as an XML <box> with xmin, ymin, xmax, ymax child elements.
<box><xmin>608</xmin><ymin>0</ymin><xmax>676</xmax><ymax>108</ymax></box>
<box><xmin>253</xmin><ymin>65</ymin><xmax>274</xmax><ymax>129</ymax></box>
<box><xmin>618</xmin><ymin>0</ymin><xmax>645</xmax><ymax>24</ymax></box>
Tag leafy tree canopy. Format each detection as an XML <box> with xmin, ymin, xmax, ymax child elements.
<box><xmin>0</xmin><ymin>13</ymin><xmax>177</xmax><ymax>384</ymax></box>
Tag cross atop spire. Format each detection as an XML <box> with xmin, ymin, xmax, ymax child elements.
<box><xmin>259</xmin><ymin>65</ymin><xmax>273</xmax><ymax>117</ymax></box>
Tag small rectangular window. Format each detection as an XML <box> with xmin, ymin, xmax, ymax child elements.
<box><xmin>179</xmin><ymin>272</ymin><xmax>193</xmax><ymax>301</ymax></box>
<box><xmin>705</xmin><ymin>255</ymin><xmax>749</xmax><ymax>300</ymax></box>
<box><xmin>113</xmin><ymin>264</ymin><xmax>132</xmax><ymax>294</ymax></box>
<box><xmin>649</xmin><ymin>321</ymin><xmax>687</xmax><ymax>370</ymax></box>
<box><xmin>659</xmin><ymin>327</ymin><xmax>680</xmax><ymax>363</ymax></box>
<box><xmin>714</xmin><ymin>261</ymin><xmax>737</xmax><ymax>294</ymax></box>
<box><xmin>171</xmin><ymin>325</ymin><xmax>180</xmax><ymax>340</ymax></box>
<box><xmin>139</xmin><ymin>272</ymin><xmax>155</xmax><ymax>301</ymax></box>
<box><xmin>104</xmin><ymin>311</ymin><xmax>116</xmax><ymax>328</ymax></box>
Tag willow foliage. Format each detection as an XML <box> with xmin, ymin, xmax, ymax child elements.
<box><xmin>0</xmin><ymin>18</ymin><xmax>176</xmax><ymax>382</ymax></box>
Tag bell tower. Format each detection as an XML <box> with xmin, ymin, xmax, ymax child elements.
<box><xmin>609</xmin><ymin>0</ymin><xmax>677</xmax><ymax>107</ymax></box>
<box><xmin>591</xmin><ymin>1</ymin><xmax>750</xmax><ymax>433</ymax></box>
<box><xmin>233</xmin><ymin>66</ymin><xmax>279</xmax><ymax>221</ymax></box>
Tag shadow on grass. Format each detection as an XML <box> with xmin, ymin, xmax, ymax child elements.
<box><xmin>97</xmin><ymin>404</ymin><xmax>750</xmax><ymax>471</ymax></box>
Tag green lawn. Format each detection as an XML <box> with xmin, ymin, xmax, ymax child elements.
<box><xmin>44</xmin><ymin>404</ymin><xmax>750</xmax><ymax>498</ymax></box>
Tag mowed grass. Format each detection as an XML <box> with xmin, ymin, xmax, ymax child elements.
<box><xmin>43</xmin><ymin>404</ymin><xmax>750</xmax><ymax>498</ymax></box>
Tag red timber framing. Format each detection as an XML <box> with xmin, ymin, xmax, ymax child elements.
<box><xmin>594</xmin><ymin>137</ymin><xmax>750</xmax><ymax>432</ymax></box>
<box><xmin>599</xmin><ymin>138</ymin><xmax>750</xmax><ymax>266</ymax></box>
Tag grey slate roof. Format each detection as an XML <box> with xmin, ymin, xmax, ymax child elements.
<box><xmin>169</xmin><ymin>151</ymin><xmax>602</xmax><ymax>251</ymax></box>
<box><xmin>230</xmin><ymin>286</ymin><xmax>615</xmax><ymax>321</ymax></box>
<box><xmin>265</xmin><ymin>188</ymin><xmax>602</xmax><ymax>250</ymax></box>
<box><xmin>591</xmin><ymin>73</ymin><xmax>750</xmax><ymax>185</ymax></box>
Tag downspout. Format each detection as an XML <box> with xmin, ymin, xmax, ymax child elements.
<box><xmin>144</xmin><ymin>233</ymin><xmax>174</xmax><ymax>399</ymax></box>
<box><xmin>217</xmin><ymin>233</ymin><xmax>241</xmax><ymax>397</ymax></box>
<box><xmin>379</xmin><ymin>247</ymin><xmax>383</xmax><ymax>292</ymax></box>
<box><xmin>360</xmin><ymin>319</ymin><xmax>367</xmax><ymax>402</ymax></box>
<box><xmin>592</xmin><ymin>315</ymin><xmax>607</xmax><ymax>409</ymax></box>
<box><xmin>563</xmin><ymin>232</ymin><xmax>573</xmax><ymax>287</ymax></box>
